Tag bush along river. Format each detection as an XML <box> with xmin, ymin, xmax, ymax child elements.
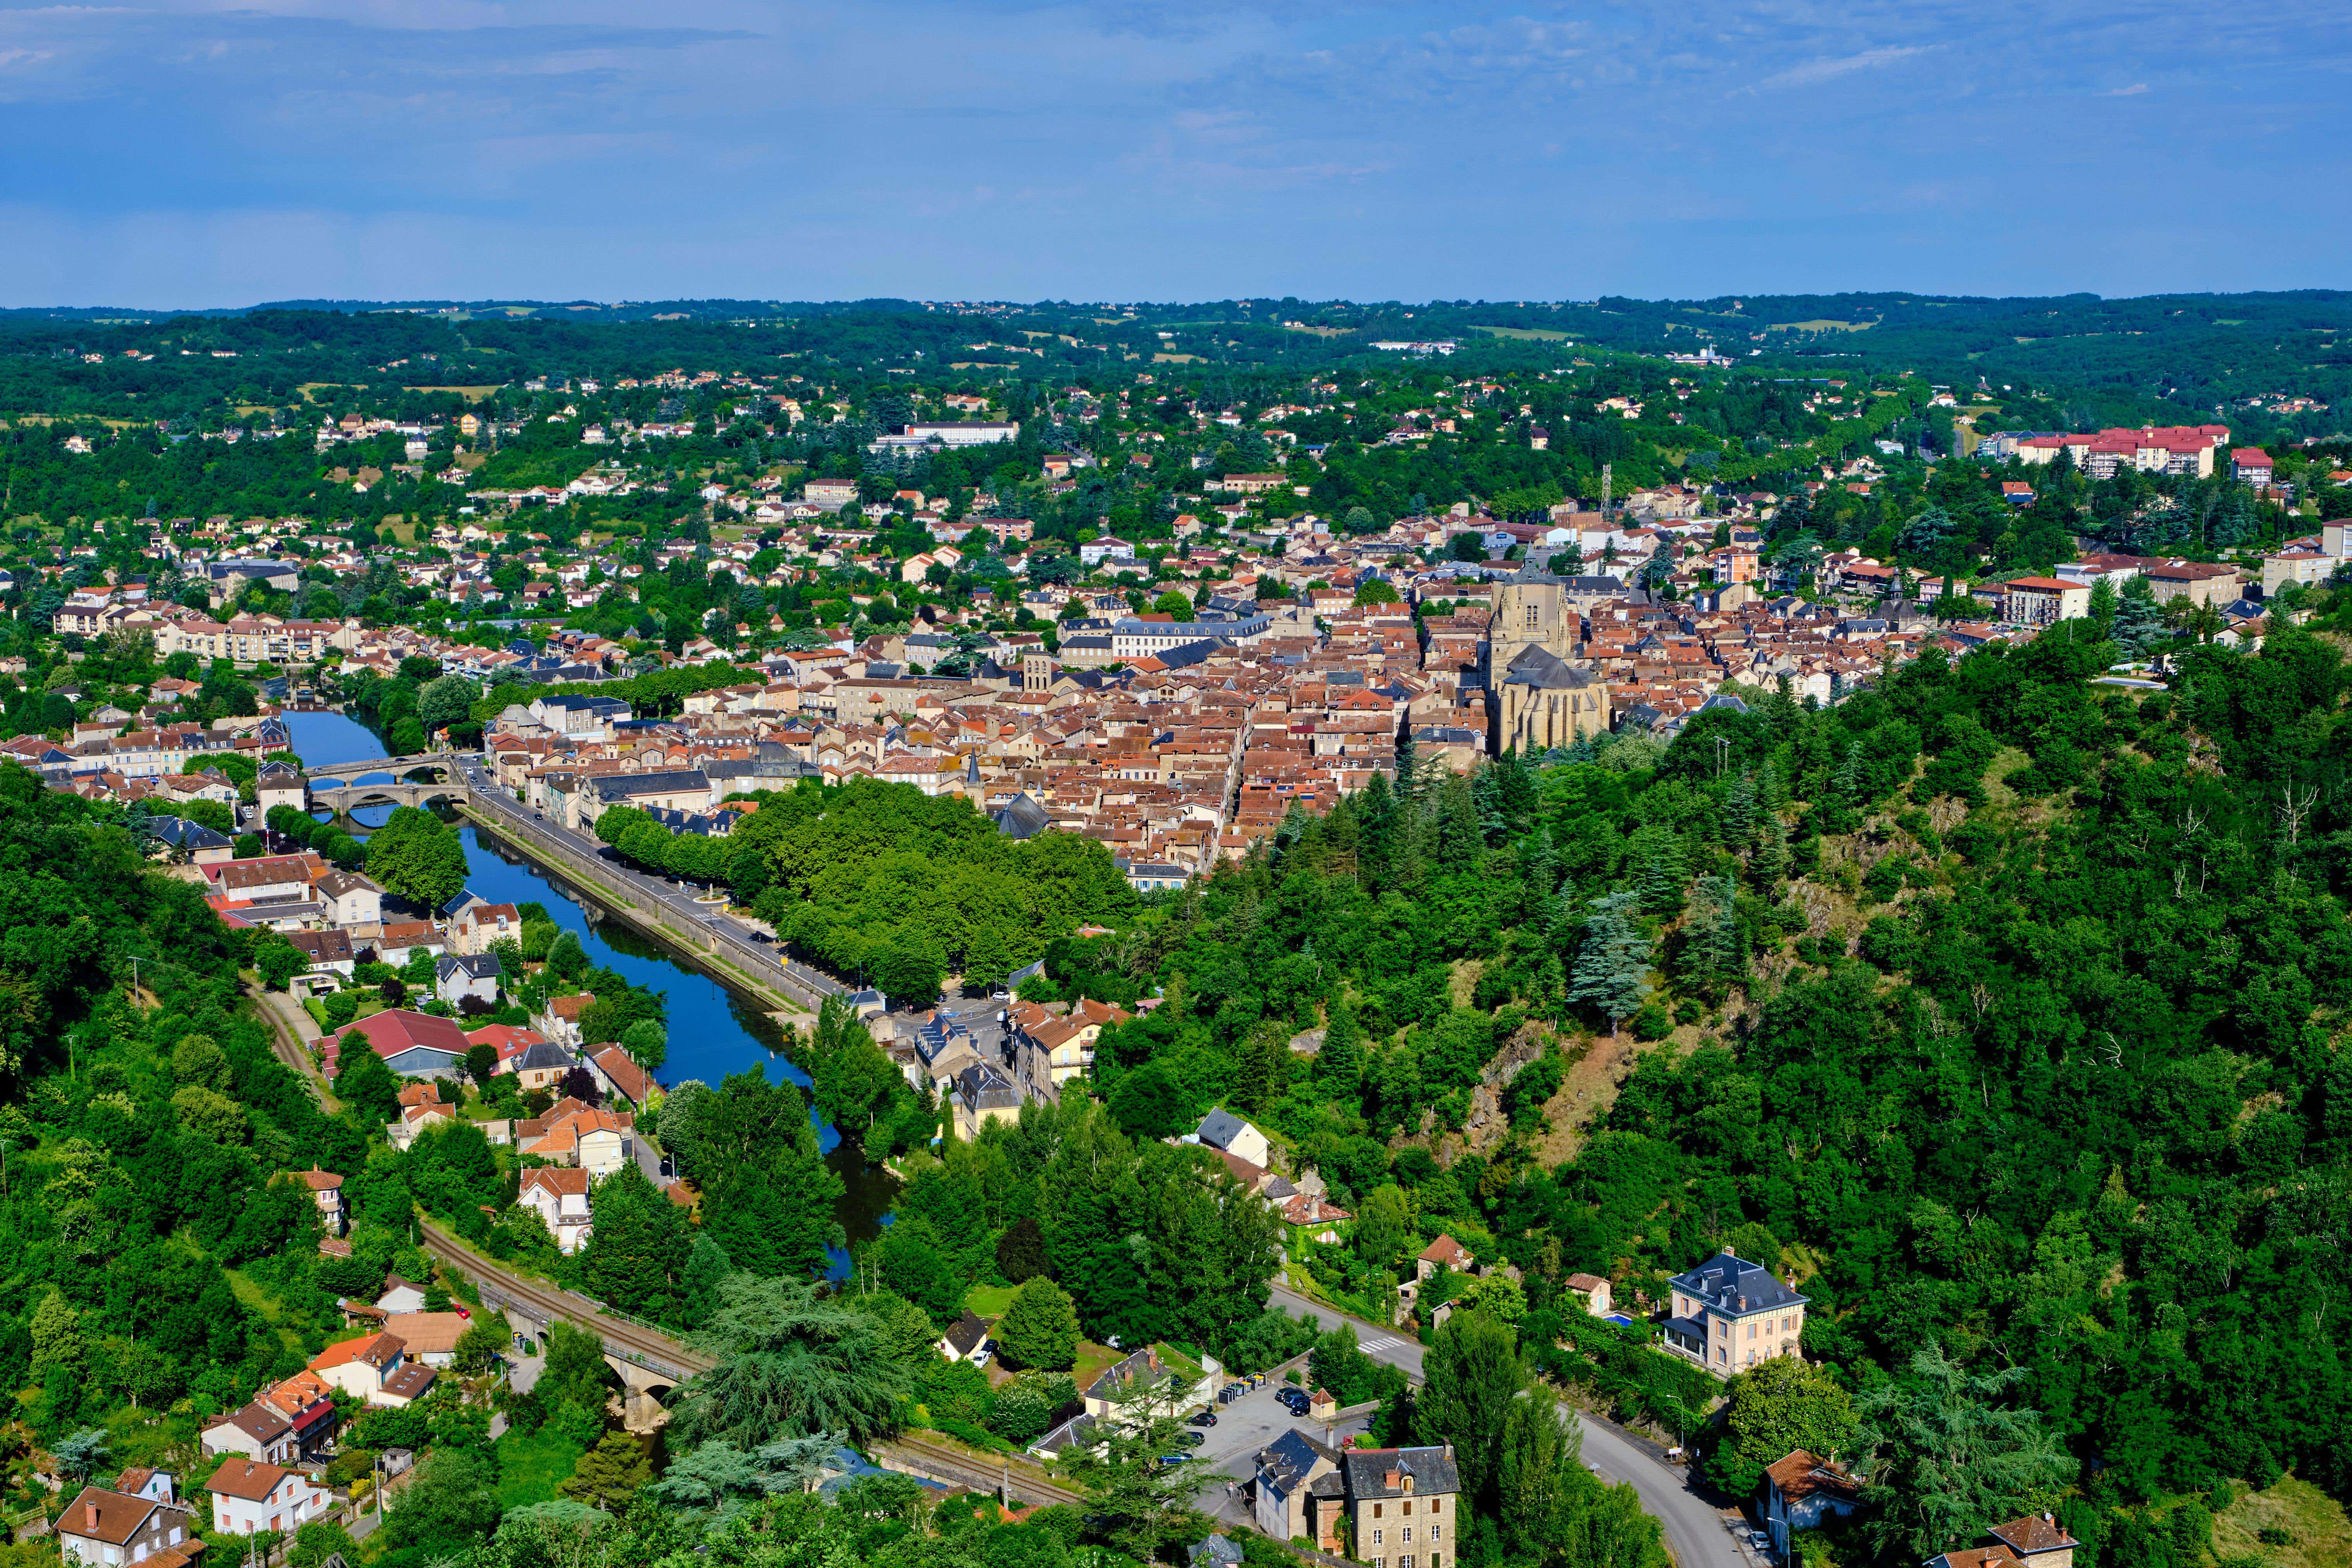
<box><xmin>278</xmin><ymin>711</ymin><xmax>895</xmax><ymax>1274</ymax></box>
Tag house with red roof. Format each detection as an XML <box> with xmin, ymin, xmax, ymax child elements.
<box><xmin>322</xmin><ymin>1008</ymin><xmax>469</xmax><ymax>1079</ymax></box>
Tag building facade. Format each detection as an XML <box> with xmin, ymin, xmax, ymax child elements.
<box><xmin>1660</xmin><ymin>1250</ymin><xmax>1808</xmax><ymax>1376</ymax></box>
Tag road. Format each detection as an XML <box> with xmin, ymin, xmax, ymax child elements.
<box><xmin>449</xmin><ymin>752</ymin><xmax>847</xmax><ymax>1015</ymax></box>
<box><xmin>1268</xmin><ymin>1284</ymin><xmax>1751</xmax><ymax>1568</ymax></box>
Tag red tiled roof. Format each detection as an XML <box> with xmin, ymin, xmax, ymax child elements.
<box><xmin>205</xmin><ymin>1456</ymin><xmax>294</xmax><ymax>1503</ymax></box>
<box><xmin>337</xmin><ymin>1009</ymin><xmax>469</xmax><ymax>1063</ymax></box>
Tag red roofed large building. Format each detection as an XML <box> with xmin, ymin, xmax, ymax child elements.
<box><xmin>322</xmin><ymin>1008</ymin><xmax>470</xmax><ymax>1079</ymax></box>
<box><xmin>2014</xmin><ymin>425</ymin><xmax>2230</xmax><ymax>478</ymax></box>
<box><xmin>1999</xmin><ymin>577</ymin><xmax>2091</xmax><ymax>627</ymax></box>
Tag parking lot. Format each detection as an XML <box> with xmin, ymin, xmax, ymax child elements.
<box><xmin>1187</xmin><ymin>1372</ymin><xmax>1373</xmax><ymax>1525</ymax></box>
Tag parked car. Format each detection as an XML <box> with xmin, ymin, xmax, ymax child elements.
<box><xmin>1190</xmin><ymin>1410</ymin><xmax>1218</xmax><ymax>1427</ymax></box>
<box><xmin>1179</xmin><ymin>1431</ymin><xmax>1206</xmax><ymax>1448</ymax></box>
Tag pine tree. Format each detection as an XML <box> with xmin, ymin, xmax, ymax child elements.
<box><xmin>1754</xmin><ymin>814</ymin><xmax>1790</xmax><ymax>885</ymax></box>
<box><xmin>1471</xmin><ymin>765</ymin><xmax>1507</xmax><ymax>845</ymax></box>
<box><xmin>1318</xmin><ymin>1002</ymin><xmax>1364</xmax><ymax>1089</ymax></box>
<box><xmin>1545</xmin><ymin>885</ymin><xmax>1581</xmax><ymax>948</ymax></box>
<box><xmin>1568</xmin><ymin>892</ymin><xmax>1652</xmax><ymax>1036</ymax></box>
<box><xmin>679</xmin><ymin>1235</ymin><xmax>735</xmax><ymax>1330</ymax></box>
<box><xmin>1520</xmin><ymin>826</ymin><xmax>1559</xmax><ymax>901</ymax></box>
<box><xmin>1833</xmin><ymin>740</ymin><xmax>1863</xmax><ymax>804</ymax></box>
<box><xmin>561</xmin><ymin>1431</ymin><xmax>652</xmax><ymax>1510</ymax></box>
<box><xmin>1686</xmin><ymin>875</ymin><xmax>1742</xmax><ymax>996</ymax></box>
<box><xmin>994</xmin><ymin>1214</ymin><xmax>1049</xmax><ymax>1283</ymax></box>
<box><xmin>1722</xmin><ymin>769</ymin><xmax>1757</xmax><ymax>847</ymax></box>
<box><xmin>1632</xmin><ymin>824</ymin><xmax>1689</xmax><ymax>915</ymax></box>
<box><xmin>1436</xmin><ymin>772</ymin><xmax>1483</xmax><ymax>871</ymax></box>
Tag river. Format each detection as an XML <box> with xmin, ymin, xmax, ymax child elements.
<box><xmin>278</xmin><ymin>710</ymin><xmax>895</xmax><ymax>1269</ymax></box>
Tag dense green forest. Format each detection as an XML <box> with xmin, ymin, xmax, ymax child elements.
<box><xmin>950</xmin><ymin>614</ymin><xmax>2352</xmax><ymax>1544</ymax></box>
<box><xmin>2</xmin><ymin>289</ymin><xmax>2345</xmax><ymax>439</ymax></box>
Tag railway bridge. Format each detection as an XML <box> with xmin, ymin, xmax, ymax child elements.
<box><xmin>415</xmin><ymin>1216</ymin><xmax>708</xmax><ymax>1430</ymax></box>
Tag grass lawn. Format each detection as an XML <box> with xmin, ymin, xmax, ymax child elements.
<box><xmin>2213</xmin><ymin>1477</ymin><xmax>2350</xmax><ymax>1568</ymax></box>
<box><xmin>1068</xmin><ymin>1340</ymin><xmax>1121</xmax><ymax>1391</ymax></box>
<box><xmin>963</xmin><ymin>1284</ymin><xmax>1017</xmax><ymax>1319</ymax></box>
<box><xmin>495</xmin><ymin>1428</ymin><xmax>586</xmax><ymax>1509</ymax></box>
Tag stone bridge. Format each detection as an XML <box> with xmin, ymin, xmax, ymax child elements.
<box><xmin>303</xmin><ymin>754</ymin><xmax>470</xmax><ymax>815</ymax></box>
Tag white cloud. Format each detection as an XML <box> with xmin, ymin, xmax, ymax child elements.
<box><xmin>1755</xmin><ymin>43</ymin><xmax>1932</xmax><ymax>91</ymax></box>
<box><xmin>2105</xmin><ymin>81</ymin><xmax>2149</xmax><ymax>95</ymax></box>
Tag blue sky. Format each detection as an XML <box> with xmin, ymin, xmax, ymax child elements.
<box><xmin>0</xmin><ymin>0</ymin><xmax>2345</xmax><ymax>307</ymax></box>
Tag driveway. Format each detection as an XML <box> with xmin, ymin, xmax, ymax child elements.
<box><xmin>1265</xmin><ymin>1283</ymin><xmax>1752</xmax><ymax>1568</ymax></box>
<box><xmin>1191</xmin><ymin>1374</ymin><xmax>1373</xmax><ymax>1525</ymax></box>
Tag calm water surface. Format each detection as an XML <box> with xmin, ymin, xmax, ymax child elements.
<box><xmin>279</xmin><ymin>711</ymin><xmax>895</xmax><ymax>1264</ymax></box>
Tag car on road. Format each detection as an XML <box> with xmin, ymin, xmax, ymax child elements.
<box><xmin>1749</xmin><ymin>1531</ymin><xmax>1774</xmax><ymax>1555</ymax></box>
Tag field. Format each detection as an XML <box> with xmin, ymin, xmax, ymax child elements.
<box><xmin>495</xmin><ymin>1428</ymin><xmax>586</xmax><ymax>1508</ymax></box>
<box><xmin>1471</xmin><ymin>325</ymin><xmax>1570</xmax><ymax>341</ymax></box>
<box><xmin>1766</xmin><ymin>319</ymin><xmax>1877</xmax><ymax>332</ymax></box>
<box><xmin>2213</xmin><ymin>1478</ymin><xmax>2350</xmax><ymax>1568</ymax></box>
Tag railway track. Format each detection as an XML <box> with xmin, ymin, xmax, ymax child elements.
<box><xmin>879</xmin><ymin>1436</ymin><xmax>1086</xmax><ymax>1508</ymax></box>
<box><xmin>415</xmin><ymin>1216</ymin><xmax>714</xmax><ymax>1379</ymax></box>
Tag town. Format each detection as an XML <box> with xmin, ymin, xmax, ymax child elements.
<box><xmin>0</xmin><ymin>297</ymin><xmax>2345</xmax><ymax>1568</ymax></box>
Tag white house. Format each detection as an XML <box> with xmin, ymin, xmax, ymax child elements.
<box><xmin>1191</xmin><ymin>1106</ymin><xmax>1270</xmax><ymax>1169</ymax></box>
<box><xmin>58</xmin><ymin>1469</ymin><xmax>194</xmax><ymax>1567</ymax></box>
<box><xmin>518</xmin><ymin>1166</ymin><xmax>594</xmax><ymax>1254</ymax></box>
<box><xmin>283</xmin><ymin>1165</ymin><xmax>346</xmax><ymax>1235</ymax></box>
<box><xmin>1761</xmin><ymin>1451</ymin><xmax>1862</xmax><ymax>1562</ymax></box>
<box><xmin>204</xmin><ymin>1457</ymin><xmax>332</xmax><ymax>1537</ymax></box>
<box><xmin>435</xmin><ymin>952</ymin><xmax>502</xmax><ymax>1008</ymax></box>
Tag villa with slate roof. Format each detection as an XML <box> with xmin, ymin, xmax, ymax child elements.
<box><xmin>1660</xmin><ymin>1250</ymin><xmax>1808</xmax><ymax>1375</ymax></box>
<box><xmin>1251</xmin><ymin>1433</ymin><xmax>1461</xmax><ymax>1568</ymax></box>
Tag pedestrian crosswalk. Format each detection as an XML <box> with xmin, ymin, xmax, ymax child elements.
<box><xmin>1361</xmin><ymin>1334</ymin><xmax>1407</xmax><ymax>1354</ymax></box>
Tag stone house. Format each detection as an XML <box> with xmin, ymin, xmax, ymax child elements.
<box><xmin>1660</xmin><ymin>1250</ymin><xmax>1807</xmax><ymax>1376</ymax></box>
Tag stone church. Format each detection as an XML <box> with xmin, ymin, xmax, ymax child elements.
<box><xmin>1484</xmin><ymin>566</ymin><xmax>1611</xmax><ymax>752</ymax></box>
